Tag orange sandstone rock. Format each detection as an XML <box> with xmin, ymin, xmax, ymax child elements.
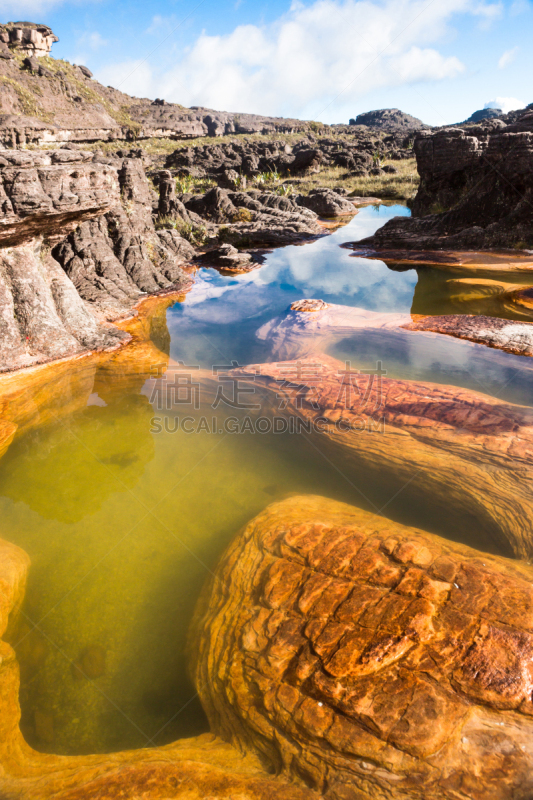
<box><xmin>190</xmin><ymin>495</ymin><xmax>533</xmax><ymax>800</ymax></box>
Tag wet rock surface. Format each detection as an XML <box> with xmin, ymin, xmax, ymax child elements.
<box><xmin>191</xmin><ymin>494</ymin><xmax>533</xmax><ymax>800</ymax></box>
<box><xmin>296</xmin><ymin>188</ymin><xmax>357</xmax><ymax>217</ymax></box>
<box><xmin>405</xmin><ymin>314</ymin><xmax>533</xmax><ymax>356</ymax></box>
<box><xmin>231</xmin><ymin>356</ymin><xmax>533</xmax><ymax>559</ymax></box>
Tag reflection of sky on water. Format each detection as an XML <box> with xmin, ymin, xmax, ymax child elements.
<box><xmin>166</xmin><ymin>203</ymin><xmax>533</xmax><ymax>407</ymax></box>
<box><xmin>168</xmin><ymin>204</ymin><xmax>414</xmax><ymax>364</ymax></box>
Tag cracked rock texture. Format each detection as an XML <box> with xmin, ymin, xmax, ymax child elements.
<box><xmin>191</xmin><ymin>494</ymin><xmax>533</xmax><ymax>800</ymax></box>
<box><xmin>183</xmin><ymin>187</ymin><xmax>323</xmax><ymax>246</ymax></box>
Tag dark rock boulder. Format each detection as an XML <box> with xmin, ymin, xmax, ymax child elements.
<box><xmin>78</xmin><ymin>65</ymin><xmax>93</xmax><ymax>79</ymax></box>
<box><xmin>198</xmin><ymin>244</ymin><xmax>257</xmax><ymax>273</ymax></box>
<box><xmin>464</xmin><ymin>107</ymin><xmax>503</xmax><ymax>123</ymax></box>
<box><xmin>296</xmin><ymin>188</ymin><xmax>356</xmax><ymax>216</ymax></box>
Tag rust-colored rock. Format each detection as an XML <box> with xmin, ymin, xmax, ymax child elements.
<box><xmin>191</xmin><ymin>495</ymin><xmax>533</xmax><ymax>800</ymax></box>
<box><xmin>232</xmin><ymin>357</ymin><xmax>533</xmax><ymax>558</ymax></box>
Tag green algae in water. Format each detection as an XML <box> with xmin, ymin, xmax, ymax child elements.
<box><xmin>0</xmin><ymin>394</ymin><xmax>369</xmax><ymax>754</ymax></box>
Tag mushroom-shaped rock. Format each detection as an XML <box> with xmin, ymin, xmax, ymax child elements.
<box><xmin>190</xmin><ymin>495</ymin><xmax>533</xmax><ymax>800</ymax></box>
<box><xmin>290</xmin><ymin>299</ymin><xmax>330</xmax><ymax>312</ymax></box>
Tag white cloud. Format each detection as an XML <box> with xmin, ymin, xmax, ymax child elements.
<box><xmin>97</xmin><ymin>0</ymin><xmax>502</xmax><ymax>120</ymax></box>
<box><xmin>510</xmin><ymin>0</ymin><xmax>530</xmax><ymax>15</ymax></box>
<box><xmin>77</xmin><ymin>31</ymin><xmax>107</xmax><ymax>50</ymax></box>
<box><xmin>484</xmin><ymin>96</ymin><xmax>526</xmax><ymax>113</ymax></box>
<box><xmin>498</xmin><ymin>46</ymin><xmax>519</xmax><ymax>68</ymax></box>
<box><xmin>470</xmin><ymin>1</ymin><xmax>504</xmax><ymax>27</ymax></box>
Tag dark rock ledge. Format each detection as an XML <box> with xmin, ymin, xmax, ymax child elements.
<box><xmin>349</xmin><ymin>107</ymin><xmax>533</xmax><ymax>253</ymax></box>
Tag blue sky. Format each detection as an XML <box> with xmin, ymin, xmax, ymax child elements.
<box><xmin>3</xmin><ymin>0</ymin><xmax>531</xmax><ymax>124</ymax></box>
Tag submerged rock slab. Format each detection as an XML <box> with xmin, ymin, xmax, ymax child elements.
<box><xmin>232</xmin><ymin>357</ymin><xmax>533</xmax><ymax>558</ymax></box>
<box><xmin>406</xmin><ymin>314</ymin><xmax>533</xmax><ymax>356</ymax></box>
<box><xmin>191</xmin><ymin>494</ymin><xmax>533</xmax><ymax>800</ymax></box>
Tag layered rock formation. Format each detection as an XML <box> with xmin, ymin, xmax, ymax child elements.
<box><xmin>351</xmin><ymin>107</ymin><xmax>533</xmax><ymax>252</ymax></box>
<box><xmin>180</xmin><ymin>186</ymin><xmax>323</xmax><ymax>247</ymax></box>
<box><xmin>0</xmin><ymin>21</ymin><xmax>58</xmax><ymax>58</ymax></box>
<box><xmin>0</xmin><ymin>149</ymin><xmax>193</xmax><ymax>372</ymax></box>
<box><xmin>191</xmin><ymin>494</ymin><xmax>533</xmax><ymax>800</ymax></box>
<box><xmin>0</xmin><ymin>24</ymin><xmax>313</xmax><ymax>147</ymax></box>
<box><xmin>164</xmin><ymin>133</ymin><xmax>414</xmax><ymax>183</ymax></box>
<box><xmin>231</xmin><ymin>356</ymin><xmax>533</xmax><ymax>559</ymax></box>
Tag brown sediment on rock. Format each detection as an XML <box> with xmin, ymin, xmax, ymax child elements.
<box><xmin>405</xmin><ymin>314</ymin><xmax>533</xmax><ymax>356</ymax></box>
<box><xmin>231</xmin><ymin>357</ymin><xmax>533</xmax><ymax>558</ymax></box>
<box><xmin>290</xmin><ymin>299</ymin><xmax>330</xmax><ymax>313</ymax></box>
<box><xmin>0</xmin><ymin>290</ymin><xmax>184</xmax><ymax>463</ymax></box>
<box><xmin>345</xmin><ymin>246</ymin><xmax>533</xmax><ymax>270</ymax></box>
<box><xmin>190</xmin><ymin>494</ymin><xmax>533</xmax><ymax>800</ymax></box>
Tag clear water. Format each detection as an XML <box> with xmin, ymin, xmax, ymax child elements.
<box><xmin>1</xmin><ymin>204</ymin><xmax>532</xmax><ymax>757</ymax></box>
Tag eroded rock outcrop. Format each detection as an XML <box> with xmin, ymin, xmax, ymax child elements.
<box><xmin>0</xmin><ymin>150</ymin><xmax>129</xmax><ymax>371</ymax></box>
<box><xmin>0</xmin><ymin>150</ymin><xmax>194</xmax><ymax>372</ymax></box>
<box><xmin>351</xmin><ymin>107</ymin><xmax>429</xmax><ymax>132</ymax></box>
<box><xmin>0</xmin><ymin>22</ymin><xmax>58</xmax><ymax>57</ymax></box>
<box><xmin>191</xmin><ymin>494</ymin><xmax>533</xmax><ymax>800</ymax></box>
<box><xmin>352</xmin><ymin>108</ymin><xmax>533</xmax><ymax>251</ymax></box>
<box><xmin>182</xmin><ymin>186</ymin><xmax>323</xmax><ymax>247</ymax></box>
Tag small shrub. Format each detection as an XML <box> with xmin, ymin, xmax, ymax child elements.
<box><xmin>175</xmin><ymin>175</ymin><xmax>194</xmax><ymax>194</ymax></box>
<box><xmin>232</xmin><ymin>207</ymin><xmax>253</xmax><ymax>223</ymax></box>
<box><xmin>274</xmin><ymin>184</ymin><xmax>293</xmax><ymax>196</ymax></box>
<box><xmin>218</xmin><ymin>225</ymin><xmax>234</xmax><ymax>243</ymax></box>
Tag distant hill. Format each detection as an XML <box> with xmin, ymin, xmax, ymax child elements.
<box><xmin>463</xmin><ymin>108</ymin><xmax>503</xmax><ymax>123</ymax></box>
<box><xmin>349</xmin><ymin>108</ymin><xmax>429</xmax><ymax>132</ymax></box>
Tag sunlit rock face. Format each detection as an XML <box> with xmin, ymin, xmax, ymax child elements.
<box><xmin>191</xmin><ymin>495</ymin><xmax>533</xmax><ymax>800</ymax></box>
<box><xmin>0</xmin><ymin>22</ymin><xmax>58</xmax><ymax>57</ymax></box>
